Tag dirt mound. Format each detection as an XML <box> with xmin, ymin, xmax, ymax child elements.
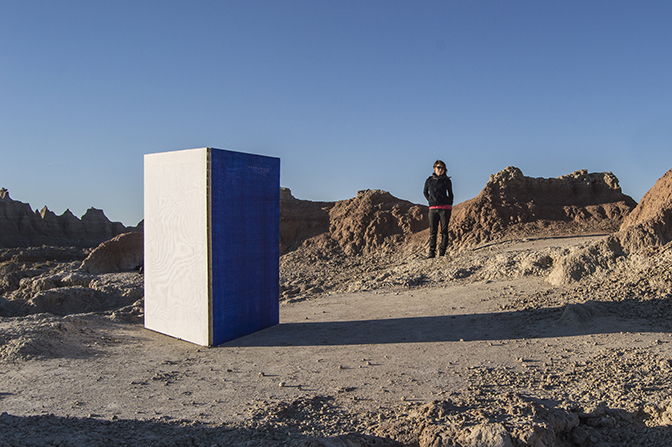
<box><xmin>447</xmin><ymin>167</ymin><xmax>636</xmax><ymax>249</ymax></box>
<box><xmin>616</xmin><ymin>167</ymin><xmax>672</xmax><ymax>252</ymax></box>
<box><xmin>621</xmin><ymin>168</ymin><xmax>672</xmax><ymax>230</ymax></box>
<box><xmin>548</xmin><ymin>167</ymin><xmax>672</xmax><ymax>285</ymax></box>
<box><xmin>0</xmin><ymin>246</ymin><xmax>89</xmax><ymax>264</ymax></box>
<box><xmin>281</xmin><ymin>189</ymin><xmax>427</xmax><ymax>256</ymax></box>
<box><xmin>81</xmin><ymin>232</ymin><xmax>144</xmax><ymax>274</ymax></box>
<box><xmin>280</xmin><ymin>188</ymin><xmax>334</xmax><ymax>255</ymax></box>
<box><xmin>0</xmin><ymin>315</ymin><xmax>102</xmax><ymax>362</ymax></box>
<box><xmin>327</xmin><ymin>189</ymin><xmax>427</xmax><ymax>255</ymax></box>
<box><xmin>0</xmin><ymin>267</ymin><xmax>143</xmax><ymax>318</ymax></box>
<box><xmin>2</xmin><ymin>231</ymin><xmax>672</xmax><ymax>445</ymax></box>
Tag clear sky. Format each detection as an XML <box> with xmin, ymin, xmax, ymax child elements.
<box><xmin>2</xmin><ymin>1</ymin><xmax>671</xmax><ymax>226</ymax></box>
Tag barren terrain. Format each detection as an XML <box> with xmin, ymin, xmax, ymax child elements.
<box><xmin>1</xmin><ymin>166</ymin><xmax>671</xmax><ymax>446</ymax></box>
<box><xmin>1</xmin><ymin>233</ymin><xmax>671</xmax><ymax>446</ymax></box>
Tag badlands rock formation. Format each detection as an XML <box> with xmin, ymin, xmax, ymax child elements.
<box><xmin>617</xmin><ymin>167</ymin><xmax>672</xmax><ymax>250</ymax></box>
<box><xmin>281</xmin><ymin>188</ymin><xmax>427</xmax><ymax>256</ymax></box>
<box><xmin>446</xmin><ymin>167</ymin><xmax>636</xmax><ymax>248</ymax></box>
<box><xmin>279</xmin><ymin>187</ymin><xmax>333</xmax><ymax>256</ymax></box>
<box><xmin>280</xmin><ymin>167</ymin><xmax>636</xmax><ymax>260</ymax></box>
<box><xmin>280</xmin><ymin>167</ymin><xmax>638</xmax><ymax>301</ymax></box>
<box><xmin>0</xmin><ymin>187</ymin><xmax>137</xmax><ymax>248</ymax></box>
<box><xmin>548</xmin><ymin>168</ymin><xmax>672</xmax><ymax>286</ymax></box>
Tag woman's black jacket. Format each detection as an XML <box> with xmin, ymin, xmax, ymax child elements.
<box><xmin>423</xmin><ymin>174</ymin><xmax>454</xmax><ymax>207</ymax></box>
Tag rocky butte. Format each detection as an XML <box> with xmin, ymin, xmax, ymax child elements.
<box><xmin>446</xmin><ymin>166</ymin><xmax>637</xmax><ymax>248</ymax></box>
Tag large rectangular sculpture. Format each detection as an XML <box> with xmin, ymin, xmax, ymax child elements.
<box><xmin>144</xmin><ymin>147</ymin><xmax>280</xmax><ymax>346</ymax></box>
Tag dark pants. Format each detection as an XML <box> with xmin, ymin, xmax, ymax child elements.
<box><xmin>428</xmin><ymin>208</ymin><xmax>451</xmax><ymax>255</ymax></box>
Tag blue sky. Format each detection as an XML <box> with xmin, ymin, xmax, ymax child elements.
<box><xmin>1</xmin><ymin>1</ymin><xmax>671</xmax><ymax>226</ymax></box>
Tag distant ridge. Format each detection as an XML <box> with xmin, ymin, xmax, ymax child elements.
<box><xmin>1</xmin><ymin>166</ymin><xmax>639</xmax><ymax>251</ymax></box>
<box><xmin>0</xmin><ymin>187</ymin><xmax>138</xmax><ymax>248</ymax></box>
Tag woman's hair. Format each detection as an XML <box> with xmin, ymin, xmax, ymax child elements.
<box><xmin>433</xmin><ymin>160</ymin><xmax>446</xmax><ymax>170</ymax></box>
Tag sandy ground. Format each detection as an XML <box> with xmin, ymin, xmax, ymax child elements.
<box><xmin>2</xmin><ymin>236</ymin><xmax>672</xmax><ymax>446</ymax></box>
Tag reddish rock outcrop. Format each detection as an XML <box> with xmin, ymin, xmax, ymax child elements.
<box><xmin>280</xmin><ymin>188</ymin><xmax>427</xmax><ymax>256</ymax></box>
<box><xmin>615</xmin><ymin>167</ymin><xmax>672</xmax><ymax>252</ymax></box>
<box><xmin>279</xmin><ymin>188</ymin><xmax>333</xmax><ymax>255</ymax></box>
<box><xmin>327</xmin><ymin>189</ymin><xmax>428</xmax><ymax>255</ymax></box>
<box><xmin>446</xmin><ymin>167</ymin><xmax>637</xmax><ymax>248</ymax></box>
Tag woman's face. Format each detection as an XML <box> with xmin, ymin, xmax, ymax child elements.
<box><xmin>434</xmin><ymin>165</ymin><xmax>445</xmax><ymax>176</ymax></box>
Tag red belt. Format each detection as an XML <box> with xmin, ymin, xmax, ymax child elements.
<box><xmin>429</xmin><ymin>205</ymin><xmax>452</xmax><ymax>210</ymax></box>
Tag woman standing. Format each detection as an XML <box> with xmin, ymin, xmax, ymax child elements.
<box><xmin>423</xmin><ymin>160</ymin><xmax>454</xmax><ymax>258</ymax></box>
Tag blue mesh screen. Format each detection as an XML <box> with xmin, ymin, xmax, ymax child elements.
<box><xmin>209</xmin><ymin>148</ymin><xmax>280</xmax><ymax>345</ymax></box>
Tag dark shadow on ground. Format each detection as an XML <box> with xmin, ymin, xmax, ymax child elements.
<box><xmin>0</xmin><ymin>411</ymin><xmax>401</xmax><ymax>447</ymax></box>
<box><xmin>224</xmin><ymin>297</ymin><xmax>672</xmax><ymax>347</ymax></box>
<box><xmin>2</xmin><ymin>401</ymin><xmax>672</xmax><ymax>447</ymax></box>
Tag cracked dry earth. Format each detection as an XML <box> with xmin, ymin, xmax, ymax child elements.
<box><xmin>2</xmin><ymin>235</ymin><xmax>672</xmax><ymax>446</ymax></box>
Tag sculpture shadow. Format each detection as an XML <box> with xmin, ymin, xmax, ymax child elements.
<box><xmin>224</xmin><ymin>297</ymin><xmax>672</xmax><ymax>347</ymax></box>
